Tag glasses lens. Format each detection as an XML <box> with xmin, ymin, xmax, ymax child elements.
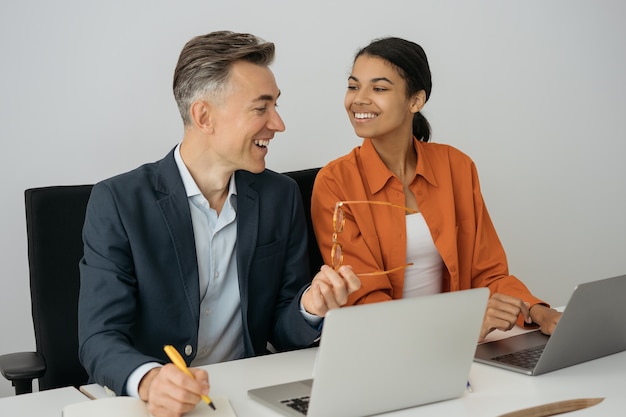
<box><xmin>333</xmin><ymin>205</ymin><xmax>344</xmax><ymax>233</ymax></box>
<box><xmin>331</xmin><ymin>242</ymin><xmax>342</xmax><ymax>269</ymax></box>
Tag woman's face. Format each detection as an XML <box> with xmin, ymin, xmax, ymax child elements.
<box><xmin>345</xmin><ymin>55</ymin><xmax>419</xmax><ymax>142</ymax></box>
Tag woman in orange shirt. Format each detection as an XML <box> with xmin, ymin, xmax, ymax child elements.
<box><xmin>310</xmin><ymin>37</ymin><xmax>561</xmax><ymax>341</ymax></box>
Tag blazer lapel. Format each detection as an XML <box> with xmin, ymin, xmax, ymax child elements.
<box><xmin>154</xmin><ymin>150</ymin><xmax>201</xmax><ymax>321</ymax></box>
<box><xmin>234</xmin><ymin>170</ymin><xmax>258</xmax><ymax>319</ymax></box>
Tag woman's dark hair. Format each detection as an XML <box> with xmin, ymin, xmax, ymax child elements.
<box><xmin>355</xmin><ymin>37</ymin><xmax>432</xmax><ymax>142</ymax></box>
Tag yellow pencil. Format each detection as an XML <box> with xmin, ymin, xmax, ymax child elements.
<box><xmin>163</xmin><ymin>345</ymin><xmax>216</xmax><ymax>410</ymax></box>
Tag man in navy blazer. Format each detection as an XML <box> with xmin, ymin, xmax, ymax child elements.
<box><xmin>78</xmin><ymin>31</ymin><xmax>360</xmax><ymax>417</ymax></box>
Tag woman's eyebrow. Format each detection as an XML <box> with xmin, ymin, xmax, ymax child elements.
<box><xmin>348</xmin><ymin>75</ymin><xmax>394</xmax><ymax>84</ymax></box>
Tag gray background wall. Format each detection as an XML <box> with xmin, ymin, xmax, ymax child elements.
<box><xmin>1</xmin><ymin>0</ymin><xmax>624</xmax><ymax>397</ymax></box>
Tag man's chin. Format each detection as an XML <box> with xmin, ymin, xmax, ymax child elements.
<box><xmin>241</xmin><ymin>161</ymin><xmax>266</xmax><ymax>174</ymax></box>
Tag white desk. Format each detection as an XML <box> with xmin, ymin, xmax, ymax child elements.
<box><xmin>0</xmin><ymin>386</ymin><xmax>89</xmax><ymax>416</ymax></box>
<box><xmin>2</xmin><ymin>343</ymin><xmax>625</xmax><ymax>416</ymax></box>
<box><xmin>202</xmin><ymin>347</ymin><xmax>626</xmax><ymax>416</ymax></box>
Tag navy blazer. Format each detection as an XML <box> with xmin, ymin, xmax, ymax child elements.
<box><xmin>78</xmin><ymin>149</ymin><xmax>320</xmax><ymax>395</ymax></box>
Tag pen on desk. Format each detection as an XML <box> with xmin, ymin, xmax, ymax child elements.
<box><xmin>163</xmin><ymin>345</ymin><xmax>216</xmax><ymax>411</ymax></box>
<box><xmin>466</xmin><ymin>380</ymin><xmax>473</xmax><ymax>393</ymax></box>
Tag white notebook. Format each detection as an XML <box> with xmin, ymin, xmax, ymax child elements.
<box><xmin>62</xmin><ymin>395</ymin><xmax>236</xmax><ymax>417</ymax></box>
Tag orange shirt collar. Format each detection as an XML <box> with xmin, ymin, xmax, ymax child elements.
<box><xmin>360</xmin><ymin>138</ymin><xmax>439</xmax><ymax>195</ymax></box>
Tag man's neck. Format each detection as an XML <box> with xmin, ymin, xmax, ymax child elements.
<box><xmin>180</xmin><ymin>137</ymin><xmax>233</xmax><ymax>214</ymax></box>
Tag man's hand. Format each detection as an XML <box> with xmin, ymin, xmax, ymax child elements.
<box><xmin>302</xmin><ymin>265</ymin><xmax>361</xmax><ymax>317</ymax></box>
<box><xmin>479</xmin><ymin>293</ymin><xmax>531</xmax><ymax>341</ymax></box>
<box><xmin>138</xmin><ymin>364</ymin><xmax>210</xmax><ymax>417</ymax></box>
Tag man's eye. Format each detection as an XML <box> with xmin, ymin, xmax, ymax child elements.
<box><xmin>255</xmin><ymin>107</ymin><xmax>267</xmax><ymax>113</ymax></box>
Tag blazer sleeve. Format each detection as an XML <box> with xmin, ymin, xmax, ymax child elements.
<box><xmin>238</xmin><ymin>171</ymin><xmax>321</xmax><ymax>354</ymax></box>
<box><xmin>270</xmin><ymin>182</ymin><xmax>322</xmax><ymax>349</ymax></box>
<box><xmin>78</xmin><ymin>182</ymin><xmax>158</xmax><ymax>394</ymax></box>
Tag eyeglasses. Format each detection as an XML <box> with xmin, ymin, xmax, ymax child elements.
<box><xmin>332</xmin><ymin>200</ymin><xmax>418</xmax><ymax>276</ymax></box>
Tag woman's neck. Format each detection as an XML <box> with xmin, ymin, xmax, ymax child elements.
<box><xmin>370</xmin><ymin>136</ymin><xmax>417</xmax><ymax>185</ymax></box>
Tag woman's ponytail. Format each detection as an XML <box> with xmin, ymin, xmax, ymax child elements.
<box><xmin>413</xmin><ymin>112</ymin><xmax>431</xmax><ymax>142</ymax></box>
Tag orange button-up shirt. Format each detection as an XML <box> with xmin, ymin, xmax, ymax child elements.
<box><xmin>311</xmin><ymin>138</ymin><xmax>546</xmax><ymax>326</ymax></box>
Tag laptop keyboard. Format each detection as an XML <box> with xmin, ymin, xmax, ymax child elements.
<box><xmin>281</xmin><ymin>396</ymin><xmax>310</xmax><ymax>415</ymax></box>
<box><xmin>492</xmin><ymin>345</ymin><xmax>545</xmax><ymax>369</ymax></box>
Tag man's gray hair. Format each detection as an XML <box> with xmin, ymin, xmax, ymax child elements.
<box><xmin>173</xmin><ymin>31</ymin><xmax>275</xmax><ymax>126</ymax></box>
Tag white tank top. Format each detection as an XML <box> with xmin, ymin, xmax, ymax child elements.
<box><xmin>402</xmin><ymin>213</ymin><xmax>444</xmax><ymax>298</ymax></box>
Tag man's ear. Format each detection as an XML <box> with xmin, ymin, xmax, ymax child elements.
<box><xmin>409</xmin><ymin>90</ymin><xmax>427</xmax><ymax>113</ymax></box>
<box><xmin>189</xmin><ymin>100</ymin><xmax>214</xmax><ymax>134</ymax></box>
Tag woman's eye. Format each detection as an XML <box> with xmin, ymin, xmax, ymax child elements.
<box><xmin>347</xmin><ymin>85</ymin><xmax>358</xmax><ymax>91</ymax></box>
<box><xmin>373</xmin><ymin>87</ymin><xmax>387</xmax><ymax>92</ymax></box>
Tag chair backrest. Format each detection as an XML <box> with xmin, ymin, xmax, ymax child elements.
<box><xmin>282</xmin><ymin>168</ymin><xmax>324</xmax><ymax>277</ymax></box>
<box><xmin>25</xmin><ymin>185</ymin><xmax>92</xmax><ymax>390</ymax></box>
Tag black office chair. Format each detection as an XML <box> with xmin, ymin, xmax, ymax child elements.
<box><xmin>283</xmin><ymin>168</ymin><xmax>324</xmax><ymax>277</ymax></box>
<box><xmin>0</xmin><ymin>185</ymin><xmax>92</xmax><ymax>394</ymax></box>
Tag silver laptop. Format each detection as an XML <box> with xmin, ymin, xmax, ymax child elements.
<box><xmin>248</xmin><ymin>288</ymin><xmax>489</xmax><ymax>417</ymax></box>
<box><xmin>474</xmin><ymin>274</ymin><xmax>626</xmax><ymax>375</ymax></box>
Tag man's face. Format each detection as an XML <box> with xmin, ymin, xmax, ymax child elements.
<box><xmin>209</xmin><ymin>61</ymin><xmax>285</xmax><ymax>174</ymax></box>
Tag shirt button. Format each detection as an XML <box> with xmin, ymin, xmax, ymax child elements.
<box><xmin>184</xmin><ymin>345</ymin><xmax>193</xmax><ymax>356</ymax></box>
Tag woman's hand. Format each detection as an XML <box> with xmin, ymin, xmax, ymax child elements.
<box><xmin>529</xmin><ymin>304</ymin><xmax>562</xmax><ymax>335</ymax></box>
<box><xmin>479</xmin><ymin>293</ymin><xmax>530</xmax><ymax>341</ymax></box>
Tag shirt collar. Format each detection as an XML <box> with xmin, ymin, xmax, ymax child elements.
<box><xmin>360</xmin><ymin>138</ymin><xmax>438</xmax><ymax>195</ymax></box>
<box><xmin>414</xmin><ymin>139</ymin><xmax>438</xmax><ymax>187</ymax></box>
